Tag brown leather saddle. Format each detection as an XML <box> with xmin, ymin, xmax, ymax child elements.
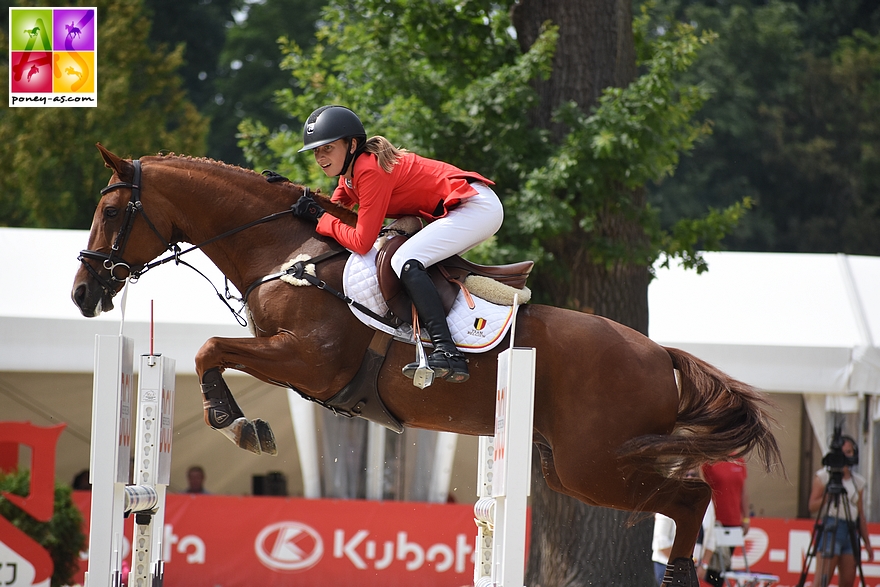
<box><xmin>375</xmin><ymin>234</ymin><xmax>533</xmax><ymax>325</ymax></box>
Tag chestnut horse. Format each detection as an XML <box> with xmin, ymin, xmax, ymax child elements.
<box><xmin>72</xmin><ymin>144</ymin><xmax>780</xmax><ymax>586</ymax></box>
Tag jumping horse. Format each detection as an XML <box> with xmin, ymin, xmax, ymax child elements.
<box><xmin>72</xmin><ymin>144</ymin><xmax>780</xmax><ymax>586</ymax></box>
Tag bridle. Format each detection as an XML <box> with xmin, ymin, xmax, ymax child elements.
<box><xmin>78</xmin><ymin>159</ymin><xmax>178</xmax><ymax>295</ymax></box>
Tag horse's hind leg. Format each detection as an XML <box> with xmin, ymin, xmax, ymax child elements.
<box><xmin>644</xmin><ymin>477</ymin><xmax>712</xmax><ymax>587</ymax></box>
<box><xmin>201</xmin><ymin>368</ymin><xmax>276</xmax><ymax>456</ymax></box>
<box><xmin>550</xmin><ymin>454</ymin><xmax>710</xmax><ymax>587</ymax></box>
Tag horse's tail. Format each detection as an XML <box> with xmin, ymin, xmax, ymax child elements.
<box><xmin>620</xmin><ymin>346</ymin><xmax>783</xmax><ymax>477</ymax></box>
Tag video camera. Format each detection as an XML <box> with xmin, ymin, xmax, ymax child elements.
<box><xmin>822</xmin><ymin>425</ymin><xmax>858</xmax><ymax>474</ymax></box>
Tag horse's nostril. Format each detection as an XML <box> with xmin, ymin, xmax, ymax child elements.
<box><xmin>73</xmin><ymin>283</ymin><xmax>86</xmax><ymax>306</ymax></box>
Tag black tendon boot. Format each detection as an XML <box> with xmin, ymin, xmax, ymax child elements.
<box><xmin>662</xmin><ymin>557</ymin><xmax>700</xmax><ymax>587</ymax></box>
<box><xmin>399</xmin><ymin>260</ymin><xmax>469</xmax><ymax>383</ymax></box>
<box><xmin>200</xmin><ymin>367</ymin><xmax>244</xmax><ymax>428</ymax></box>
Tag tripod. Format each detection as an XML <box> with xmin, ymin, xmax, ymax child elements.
<box><xmin>796</xmin><ymin>470</ymin><xmax>866</xmax><ymax>587</ymax></box>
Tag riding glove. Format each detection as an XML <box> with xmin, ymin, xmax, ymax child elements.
<box><xmin>292</xmin><ymin>193</ymin><xmax>325</xmax><ymax>223</ymax></box>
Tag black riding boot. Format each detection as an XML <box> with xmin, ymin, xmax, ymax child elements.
<box><xmin>399</xmin><ymin>259</ymin><xmax>469</xmax><ymax>383</ymax></box>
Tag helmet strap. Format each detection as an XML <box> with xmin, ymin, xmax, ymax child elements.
<box><xmin>339</xmin><ymin>137</ymin><xmax>366</xmax><ymax>177</ymax></box>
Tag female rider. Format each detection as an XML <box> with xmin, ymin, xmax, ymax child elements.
<box><xmin>293</xmin><ymin>105</ymin><xmax>504</xmax><ymax>383</ymax></box>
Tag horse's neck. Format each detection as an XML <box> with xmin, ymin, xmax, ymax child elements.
<box><xmin>153</xmin><ymin>159</ymin><xmax>314</xmax><ymax>292</ymax></box>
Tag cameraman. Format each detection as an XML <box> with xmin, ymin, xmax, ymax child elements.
<box><xmin>808</xmin><ymin>436</ymin><xmax>873</xmax><ymax>587</ymax></box>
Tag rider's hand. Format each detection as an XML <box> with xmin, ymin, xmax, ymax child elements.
<box><xmin>292</xmin><ymin>193</ymin><xmax>325</xmax><ymax>223</ymax></box>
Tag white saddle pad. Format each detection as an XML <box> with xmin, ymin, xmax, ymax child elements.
<box><xmin>342</xmin><ymin>248</ymin><xmax>519</xmax><ymax>354</ymax></box>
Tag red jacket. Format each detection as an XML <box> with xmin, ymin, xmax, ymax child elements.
<box><xmin>315</xmin><ymin>152</ymin><xmax>493</xmax><ymax>255</ymax></box>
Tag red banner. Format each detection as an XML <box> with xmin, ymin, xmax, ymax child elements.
<box><xmin>72</xmin><ymin>492</ymin><xmax>478</xmax><ymax>587</ymax></box>
<box><xmin>730</xmin><ymin>517</ymin><xmax>880</xmax><ymax>587</ymax></box>
<box><xmin>67</xmin><ymin>493</ymin><xmax>880</xmax><ymax>587</ymax></box>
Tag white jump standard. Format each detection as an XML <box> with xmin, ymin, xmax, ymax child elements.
<box><xmin>86</xmin><ymin>335</ymin><xmax>176</xmax><ymax>587</ymax></box>
<box><xmin>474</xmin><ymin>345</ymin><xmax>537</xmax><ymax>587</ymax></box>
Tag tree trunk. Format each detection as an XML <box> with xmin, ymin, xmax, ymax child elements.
<box><xmin>527</xmin><ymin>461</ymin><xmax>655</xmax><ymax>586</ymax></box>
<box><xmin>512</xmin><ymin>0</ymin><xmax>655</xmax><ymax>584</ymax></box>
<box><xmin>511</xmin><ymin>0</ymin><xmax>636</xmax><ymax>141</ymax></box>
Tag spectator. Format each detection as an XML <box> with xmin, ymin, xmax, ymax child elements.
<box><xmin>72</xmin><ymin>469</ymin><xmax>91</xmax><ymax>490</ymax></box>
<box><xmin>702</xmin><ymin>459</ymin><xmax>749</xmax><ymax>586</ymax></box>
<box><xmin>185</xmin><ymin>465</ymin><xmax>209</xmax><ymax>494</ymax></box>
<box><xmin>808</xmin><ymin>437</ymin><xmax>873</xmax><ymax>587</ymax></box>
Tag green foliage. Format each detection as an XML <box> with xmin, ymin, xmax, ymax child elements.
<box><xmin>240</xmin><ymin>0</ymin><xmax>546</xmax><ymax>195</ymax></box>
<box><xmin>0</xmin><ymin>469</ymin><xmax>86</xmax><ymax>587</ymax></box>
<box><xmin>0</xmin><ymin>0</ymin><xmax>207</xmax><ymax>229</ymax></box>
<box><xmin>142</xmin><ymin>0</ymin><xmax>243</xmax><ymax>109</ymax></box>
<box><xmin>642</xmin><ymin>0</ymin><xmax>880</xmax><ymax>255</ymax></box>
<box><xmin>505</xmin><ymin>14</ymin><xmax>721</xmax><ymax>271</ymax></box>
<box><xmin>239</xmin><ymin>0</ymin><xmax>729</xmax><ymax>278</ymax></box>
<box><xmin>207</xmin><ymin>0</ymin><xmax>326</xmax><ymax>165</ymax></box>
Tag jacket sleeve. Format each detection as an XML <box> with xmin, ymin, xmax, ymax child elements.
<box><xmin>316</xmin><ymin>165</ymin><xmax>392</xmax><ymax>255</ymax></box>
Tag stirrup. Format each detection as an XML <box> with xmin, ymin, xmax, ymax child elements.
<box><xmin>403</xmin><ymin>332</ymin><xmax>434</xmax><ymax>388</ymax></box>
<box><xmin>402</xmin><ymin>350</ymin><xmax>469</xmax><ymax>383</ymax></box>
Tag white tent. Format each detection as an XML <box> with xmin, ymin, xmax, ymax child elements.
<box><xmin>649</xmin><ymin>251</ymin><xmax>880</xmax><ymax>398</ymax></box>
<box><xmin>0</xmin><ymin>226</ymin><xmax>252</xmax><ymax>373</ymax></box>
<box><xmin>649</xmin><ymin>251</ymin><xmax>880</xmax><ymax>518</ymax></box>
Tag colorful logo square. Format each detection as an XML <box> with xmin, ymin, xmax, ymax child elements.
<box><xmin>53</xmin><ymin>9</ymin><xmax>96</xmax><ymax>52</ymax></box>
<box><xmin>54</xmin><ymin>51</ymin><xmax>95</xmax><ymax>93</ymax></box>
<box><xmin>10</xmin><ymin>9</ymin><xmax>53</xmax><ymax>51</ymax></box>
<box><xmin>10</xmin><ymin>51</ymin><xmax>53</xmax><ymax>92</ymax></box>
<box><xmin>8</xmin><ymin>7</ymin><xmax>98</xmax><ymax>107</ymax></box>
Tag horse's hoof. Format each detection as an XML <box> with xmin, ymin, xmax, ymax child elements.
<box><xmin>216</xmin><ymin>417</ymin><xmax>262</xmax><ymax>455</ymax></box>
<box><xmin>254</xmin><ymin>419</ymin><xmax>277</xmax><ymax>456</ymax></box>
<box><xmin>662</xmin><ymin>557</ymin><xmax>699</xmax><ymax>587</ymax></box>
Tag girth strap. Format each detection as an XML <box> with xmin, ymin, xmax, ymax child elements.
<box><xmin>289</xmin><ymin>330</ymin><xmax>404</xmax><ymax>434</ymax></box>
<box><xmin>243</xmin><ymin>249</ymin><xmax>402</xmax><ymax>330</ymax></box>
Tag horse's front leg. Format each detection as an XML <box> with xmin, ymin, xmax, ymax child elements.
<box><xmin>198</xmin><ymin>367</ymin><xmax>277</xmax><ymax>456</ymax></box>
<box><xmin>195</xmin><ymin>332</ymin><xmax>310</xmax><ymax>457</ymax></box>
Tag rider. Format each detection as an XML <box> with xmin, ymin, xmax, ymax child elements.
<box><xmin>294</xmin><ymin>105</ymin><xmax>504</xmax><ymax>383</ymax></box>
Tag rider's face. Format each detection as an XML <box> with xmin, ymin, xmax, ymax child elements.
<box><xmin>313</xmin><ymin>139</ymin><xmax>352</xmax><ymax>177</ymax></box>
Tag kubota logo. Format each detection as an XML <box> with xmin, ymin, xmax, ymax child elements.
<box><xmin>255</xmin><ymin>521</ymin><xmax>324</xmax><ymax>572</ymax></box>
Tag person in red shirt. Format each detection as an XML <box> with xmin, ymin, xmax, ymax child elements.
<box><xmin>295</xmin><ymin>105</ymin><xmax>504</xmax><ymax>383</ymax></box>
<box><xmin>701</xmin><ymin>459</ymin><xmax>750</xmax><ymax>586</ymax></box>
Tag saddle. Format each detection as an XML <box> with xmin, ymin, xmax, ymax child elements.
<box><xmin>374</xmin><ymin>223</ymin><xmax>534</xmax><ymax>325</ymax></box>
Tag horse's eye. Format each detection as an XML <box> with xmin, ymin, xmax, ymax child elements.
<box><xmin>104</xmin><ymin>207</ymin><xmax>118</xmax><ymax>219</ymax></box>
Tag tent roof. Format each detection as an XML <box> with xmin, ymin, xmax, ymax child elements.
<box><xmin>648</xmin><ymin>251</ymin><xmax>880</xmax><ymax>394</ymax></box>
<box><xmin>0</xmin><ymin>227</ymin><xmax>250</xmax><ymax>374</ymax></box>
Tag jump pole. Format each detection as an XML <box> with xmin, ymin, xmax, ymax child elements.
<box><xmin>85</xmin><ymin>334</ymin><xmax>176</xmax><ymax>587</ymax></box>
<box><xmin>474</xmin><ymin>298</ymin><xmax>536</xmax><ymax>587</ymax></box>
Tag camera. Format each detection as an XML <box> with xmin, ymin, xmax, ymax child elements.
<box><xmin>822</xmin><ymin>425</ymin><xmax>858</xmax><ymax>474</ymax></box>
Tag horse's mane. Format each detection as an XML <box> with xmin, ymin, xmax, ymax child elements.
<box><xmin>152</xmin><ymin>152</ymin><xmax>358</xmax><ymax>228</ymax></box>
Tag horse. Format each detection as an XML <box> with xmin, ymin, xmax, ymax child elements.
<box><xmin>71</xmin><ymin>144</ymin><xmax>781</xmax><ymax>586</ymax></box>
<box><xmin>65</xmin><ymin>22</ymin><xmax>82</xmax><ymax>40</ymax></box>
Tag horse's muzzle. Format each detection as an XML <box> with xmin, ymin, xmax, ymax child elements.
<box><xmin>71</xmin><ymin>274</ymin><xmax>115</xmax><ymax>317</ymax></box>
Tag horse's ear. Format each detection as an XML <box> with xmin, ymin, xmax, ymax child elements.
<box><xmin>96</xmin><ymin>142</ymin><xmax>131</xmax><ymax>176</ymax></box>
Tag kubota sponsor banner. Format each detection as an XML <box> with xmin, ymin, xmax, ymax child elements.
<box><xmin>71</xmin><ymin>492</ymin><xmax>478</xmax><ymax>587</ymax></box>
<box><xmin>68</xmin><ymin>493</ymin><xmax>880</xmax><ymax>587</ymax></box>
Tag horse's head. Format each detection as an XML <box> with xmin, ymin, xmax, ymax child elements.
<box><xmin>71</xmin><ymin>144</ymin><xmax>174</xmax><ymax>317</ymax></box>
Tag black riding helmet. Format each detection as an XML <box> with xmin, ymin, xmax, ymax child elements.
<box><xmin>299</xmin><ymin>105</ymin><xmax>368</xmax><ymax>176</ymax></box>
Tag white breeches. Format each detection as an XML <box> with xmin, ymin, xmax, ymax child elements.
<box><xmin>390</xmin><ymin>182</ymin><xmax>504</xmax><ymax>276</ymax></box>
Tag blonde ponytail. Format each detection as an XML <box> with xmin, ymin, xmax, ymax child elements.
<box><xmin>363</xmin><ymin>136</ymin><xmax>407</xmax><ymax>173</ymax></box>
